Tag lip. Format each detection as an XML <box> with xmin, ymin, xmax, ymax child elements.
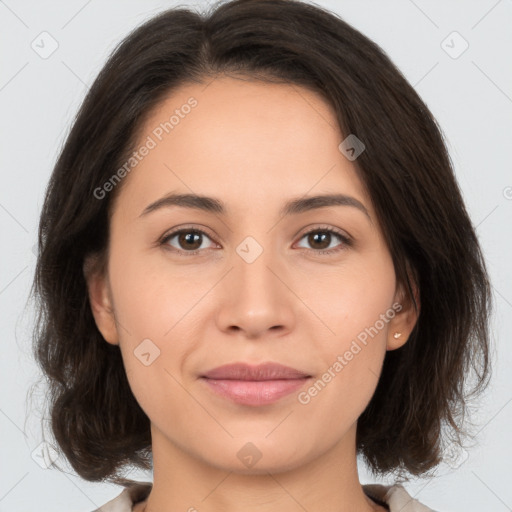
<box><xmin>201</xmin><ymin>362</ymin><xmax>311</xmax><ymax>380</ymax></box>
<box><xmin>200</xmin><ymin>362</ymin><xmax>312</xmax><ymax>406</ymax></box>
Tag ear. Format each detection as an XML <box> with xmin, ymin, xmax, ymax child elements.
<box><xmin>83</xmin><ymin>253</ymin><xmax>119</xmax><ymax>346</ymax></box>
<box><xmin>386</xmin><ymin>270</ymin><xmax>420</xmax><ymax>351</ymax></box>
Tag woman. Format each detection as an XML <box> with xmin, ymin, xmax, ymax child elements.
<box><xmin>31</xmin><ymin>1</ymin><xmax>492</xmax><ymax>511</ymax></box>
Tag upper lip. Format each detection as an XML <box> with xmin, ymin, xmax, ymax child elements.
<box><xmin>201</xmin><ymin>362</ymin><xmax>311</xmax><ymax>381</ymax></box>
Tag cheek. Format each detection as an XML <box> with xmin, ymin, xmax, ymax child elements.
<box><xmin>121</xmin><ymin>351</ymin><xmax>201</xmax><ymax>439</ymax></box>
<box><xmin>303</xmin><ymin>252</ymin><xmax>395</xmax><ymax>403</ymax></box>
<box><xmin>108</xmin><ymin>244</ymin><xmax>215</xmax><ymax>407</ymax></box>
<box><xmin>296</xmin><ymin>279</ymin><xmax>394</xmax><ymax>433</ymax></box>
<box><xmin>109</xmin><ymin>240</ymin><xmax>210</xmax><ymax>341</ymax></box>
<box><xmin>108</xmin><ymin>253</ymin><xmax>201</xmax><ymax>423</ymax></box>
<box><xmin>314</xmin><ymin>252</ymin><xmax>396</xmax><ymax>343</ymax></box>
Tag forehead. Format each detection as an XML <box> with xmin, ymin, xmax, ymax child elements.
<box><xmin>114</xmin><ymin>76</ymin><xmax>373</xmax><ymax>220</ymax></box>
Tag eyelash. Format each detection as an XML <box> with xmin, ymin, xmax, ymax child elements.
<box><xmin>159</xmin><ymin>225</ymin><xmax>352</xmax><ymax>257</ymax></box>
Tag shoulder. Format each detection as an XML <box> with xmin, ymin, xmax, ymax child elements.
<box><xmin>91</xmin><ymin>481</ymin><xmax>436</xmax><ymax>512</ymax></box>
<box><xmin>91</xmin><ymin>482</ymin><xmax>152</xmax><ymax>512</ymax></box>
<box><xmin>363</xmin><ymin>483</ymin><xmax>438</xmax><ymax>512</ymax></box>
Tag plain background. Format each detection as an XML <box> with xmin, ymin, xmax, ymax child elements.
<box><xmin>1</xmin><ymin>0</ymin><xmax>511</xmax><ymax>510</ymax></box>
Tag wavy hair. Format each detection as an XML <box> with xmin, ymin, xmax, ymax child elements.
<box><xmin>29</xmin><ymin>0</ymin><xmax>492</xmax><ymax>485</ymax></box>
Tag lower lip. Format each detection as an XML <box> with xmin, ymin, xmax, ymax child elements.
<box><xmin>201</xmin><ymin>377</ymin><xmax>310</xmax><ymax>406</ymax></box>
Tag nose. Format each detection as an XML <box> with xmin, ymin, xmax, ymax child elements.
<box><xmin>215</xmin><ymin>242</ymin><xmax>296</xmax><ymax>340</ymax></box>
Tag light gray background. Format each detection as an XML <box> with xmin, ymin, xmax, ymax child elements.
<box><xmin>1</xmin><ymin>0</ymin><xmax>511</xmax><ymax>511</ymax></box>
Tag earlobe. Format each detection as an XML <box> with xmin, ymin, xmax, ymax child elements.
<box><xmin>83</xmin><ymin>254</ymin><xmax>119</xmax><ymax>346</ymax></box>
<box><xmin>388</xmin><ymin>330</ymin><xmax>408</xmax><ymax>350</ymax></box>
<box><xmin>387</xmin><ymin>276</ymin><xmax>420</xmax><ymax>351</ymax></box>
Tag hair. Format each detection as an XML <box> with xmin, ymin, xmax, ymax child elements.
<box><xmin>29</xmin><ymin>0</ymin><xmax>493</xmax><ymax>486</ymax></box>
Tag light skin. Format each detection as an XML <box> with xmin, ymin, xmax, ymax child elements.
<box><xmin>86</xmin><ymin>75</ymin><xmax>418</xmax><ymax>512</ymax></box>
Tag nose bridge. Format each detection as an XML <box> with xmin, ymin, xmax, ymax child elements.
<box><xmin>214</xmin><ymin>230</ymin><xmax>294</xmax><ymax>336</ymax></box>
<box><xmin>233</xmin><ymin>232</ymin><xmax>281</xmax><ymax>297</ymax></box>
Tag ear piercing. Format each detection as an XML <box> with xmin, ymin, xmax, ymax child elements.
<box><xmin>393</xmin><ymin>332</ymin><xmax>402</xmax><ymax>339</ymax></box>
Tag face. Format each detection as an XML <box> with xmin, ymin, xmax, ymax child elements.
<box><xmin>87</xmin><ymin>75</ymin><xmax>415</xmax><ymax>475</ymax></box>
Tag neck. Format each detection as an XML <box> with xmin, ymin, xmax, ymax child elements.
<box><xmin>140</xmin><ymin>423</ymin><xmax>385</xmax><ymax>512</ymax></box>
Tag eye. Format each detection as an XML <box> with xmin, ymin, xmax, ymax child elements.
<box><xmin>160</xmin><ymin>225</ymin><xmax>352</xmax><ymax>257</ymax></box>
<box><xmin>160</xmin><ymin>227</ymin><xmax>218</xmax><ymax>256</ymax></box>
<box><xmin>295</xmin><ymin>226</ymin><xmax>352</xmax><ymax>255</ymax></box>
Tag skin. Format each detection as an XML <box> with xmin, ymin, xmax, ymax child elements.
<box><xmin>86</xmin><ymin>75</ymin><xmax>418</xmax><ymax>512</ymax></box>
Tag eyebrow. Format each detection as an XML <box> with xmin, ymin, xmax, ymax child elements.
<box><xmin>139</xmin><ymin>192</ymin><xmax>372</xmax><ymax>223</ymax></box>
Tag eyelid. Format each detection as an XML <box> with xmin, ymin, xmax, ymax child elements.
<box><xmin>294</xmin><ymin>224</ymin><xmax>352</xmax><ymax>253</ymax></box>
<box><xmin>160</xmin><ymin>223</ymin><xmax>217</xmax><ymax>241</ymax></box>
<box><xmin>159</xmin><ymin>224</ymin><xmax>219</xmax><ymax>251</ymax></box>
<box><xmin>296</xmin><ymin>223</ymin><xmax>350</xmax><ymax>240</ymax></box>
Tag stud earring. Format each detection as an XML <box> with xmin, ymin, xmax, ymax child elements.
<box><xmin>393</xmin><ymin>332</ymin><xmax>402</xmax><ymax>339</ymax></box>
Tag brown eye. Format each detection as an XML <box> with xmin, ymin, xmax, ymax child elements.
<box><xmin>307</xmin><ymin>231</ymin><xmax>331</xmax><ymax>250</ymax></box>
<box><xmin>296</xmin><ymin>227</ymin><xmax>351</xmax><ymax>255</ymax></box>
<box><xmin>161</xmin><ymin>228</ymin><xmax>216</xmax><ymax>255</ymax></box>
<box><xmin>160</xmin><ymin>225</ymin><xmax>351</xmax><ymax>257</ymax></box>
<box><xmin>177</xmin><ymin>231</ymin><xmax>203</xmax><ymax>250</ymax></box>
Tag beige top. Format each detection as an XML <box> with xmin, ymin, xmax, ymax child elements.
<box><xmin>93</xmin><ymin>481</ymin><xmax>437</xmax><ymax>511</ymax></box>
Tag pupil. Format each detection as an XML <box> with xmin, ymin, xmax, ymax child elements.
<box><xmin>311</xmin><ymin>232</ymin><xmax>329</xmax><ymax>249</ymax></box>
<box><xmin>181</xmin><ymin>232</ymin><xmax>201</xmax><ymax>249</ymax></box>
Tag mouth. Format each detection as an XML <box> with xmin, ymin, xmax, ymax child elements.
<box><xmin>200</xmin><ymin>377</ymin><xmax>312</xmax><ymax>406</ymax></box>
<box><xmin>200</xmin><ymin>362</ymin><xmax>312</xmax><ymax>406</ymax></box>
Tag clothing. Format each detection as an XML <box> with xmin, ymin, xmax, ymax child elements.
<box><xmin>92</xmin><ymin>481</ymin><xmax>437</xmax><ymax>511</ymax></box>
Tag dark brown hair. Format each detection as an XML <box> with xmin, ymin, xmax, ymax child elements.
<box><xmin>29</xmin><ymin>0</ymin><xmax>492</xmax><ymax>485</ymax></box>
